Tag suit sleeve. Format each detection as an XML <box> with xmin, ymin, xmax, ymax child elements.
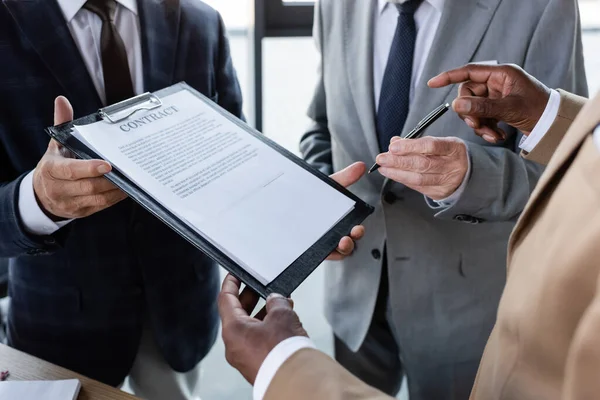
<box><xmin>0</xmin><ymin>170</ymin><xmax>66</xmax><ymax>258</ymax></box>
<box><xmin>523</xmin><ymin>90</ymin><xmax>587</xmax><ymax>165</ymax></box>
<box><xmin>264</xmin><ymin>348</ymin><xmax>395</xmax><ymax>400</ymax></box>
<box><xmin>561</xmin><ymin>272</ymin><xmax>600</xmax><ymax>399</ymax></box>
<box><xmin>215</xmin><ymin>11</ymin><xmax>244</xmax><ymax>120</ymax></box>
<box><xmin>433</xmin><ymin>0</ymin><xmax>588</xmax><ymax>222</ymax></box>
<box><xmin>0</xmin><ymin>124</ymin><xmax>67</xmax><ymax>258</ymax></box>
<box><xmin>299</xmin><ymin>0</ymin><xmax>333</xmax><ymax>175</ymax></box>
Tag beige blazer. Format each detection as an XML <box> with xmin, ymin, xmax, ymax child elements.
<box><xmin>266</xmin><ymin>89</ymin><xmax>599</xmax><ymax>400</ymax></box>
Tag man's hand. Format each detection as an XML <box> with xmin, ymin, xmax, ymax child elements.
<box><xmin>32</xmin><ymin>96</ymin><xmax>127</xmax><ymax>220</ymax></box>
<box><xmin>428</xmin><ymin>64</ymin><xmax>551</xmax><ymax>143</ymax></box>
<box><xmin>376</xmin><ymin>136</ymin><xmax>468</xmax><ymax>201</ymax></box>
<box><xmin>327</xmin><ymin>162</ymin><xmax>366</xmax><ymax>260</ymax></box>
<box><xmin>218</xmin><ymin>274</ymin><xmax>308</xmax><ymax>384</ymax></box>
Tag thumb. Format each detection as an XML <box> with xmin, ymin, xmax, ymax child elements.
<box><xmin>452</xmin><ymin>96</ymin><xmax>515</xmax><ymax>122</ymax></box>
<box><xmin>330</xmin><ymin>162</ymin><xmax>366</xmax><ymax>188</ymax></box>
<box><xmin>54</xmin><ymin>96</ymin><xmax>74</xmax><ymax>126</ymax></box>
<box><xmin>266</xmin><ymin>293</ymin><xmax>293</xmax><ymax>314</ymax></box>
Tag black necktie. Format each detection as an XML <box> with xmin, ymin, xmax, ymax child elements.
<box><xmin>84</xmin><ymin>0</ymin><xmax>135</xmax><ymax>105</ymax></box>
<box><xmin>376</xmin><ymin>0</ymin><xmax>423</xmax><ymax>151</ymax></box>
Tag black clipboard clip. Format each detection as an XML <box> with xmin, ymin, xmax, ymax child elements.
<box><xmin>99</xmin><ymin>92</ymin><xmax>163</xmax><ymax>124</ymax></box>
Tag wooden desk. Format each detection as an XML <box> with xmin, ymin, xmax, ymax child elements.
<box><xmin>0</xmin><ymin>344</ymin><xmax>139</xmax><ymax>400</ymax></box>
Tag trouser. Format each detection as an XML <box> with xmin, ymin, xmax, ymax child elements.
<box><xmin>122</xmin><ymin>327</ymin><xmax>202</xmax><ymax>400</ymax></box>
<box><xmin>334</xmin><ymin>257</ymin><xmax>479</xmax><ymax>400</ymax></box>
<box><xmin>334</xmin><ymin>255</ymin><xmax>404</xmax><ymax>396</ymax></box>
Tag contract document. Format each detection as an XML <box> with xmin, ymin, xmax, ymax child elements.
<box><xmin>71</xmin><ymin>89</ymin><xmax>356</xmax><ymax>285</ymax></box>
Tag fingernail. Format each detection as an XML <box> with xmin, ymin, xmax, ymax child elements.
<box><xmin>483</xmin><ymin>135</ymin><xmax>497</xmax><ymax>143</ymax></box>
<box><xmin>267</xmin><ymin>293</ymin><xmax>285</xmax><ymax>300</ymax></box>
<box><xmin>97</xmin><ymin>164</ymin><xmax>110</xmax><ymax>174</ymax></box>
<box><xmin>376</xmin><ymin>154</ymin><xmax>390</xmax><ymax>165</ymax></box>
<box><xmin>465</xmin><ymin>118</ymin><xmax>475</xmax><ymax>129</ymax></box>
<box><xmin>389</xmin><ymin>143</ymin><xmax>401</xmax><ymax>153</ymax></box>
<box><xmin>453</xmin><ymin>99</ymin><xmax>472</xmax><ymax>113</ymax></box>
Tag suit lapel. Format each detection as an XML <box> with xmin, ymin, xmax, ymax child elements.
<box><xmin>343</xmin><ymin>0</ymin><xmax>381</xmax><ymax>162</ymax></box>
<box><xmin>406</xmin><ymin>0</ymin><xmax>502</xmax><ymax>135</ymax></box>
<box><xmin>3</xmin><ymin>0</ymin><xmax>101</xmax><ymax>115</ymax></box>
<box><xmin>137</xmin><ymin>0</ymin><xmax>180</xmax><ymax>92</ymax></box>
<box><xmin>509</xmin><ymin>93</ymin><xmax>600</xmax><ymax>251</ymax></box>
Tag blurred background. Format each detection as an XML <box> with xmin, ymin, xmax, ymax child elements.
<box><xmin>0</xmin><ymin>0</ymin><xmax>598</xmax><ymax>398</ymax></box>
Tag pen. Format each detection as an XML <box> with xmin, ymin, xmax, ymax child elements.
<box><xmin>368</xmin><ymin>103</ymin><xmax>451</xmax><ymax>174</ymax></box>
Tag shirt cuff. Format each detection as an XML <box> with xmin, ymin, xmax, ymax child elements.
<box><xmin>433</xmin><ymin>139</ymin><xmax>472</xmax><ymax>207</ymax></box>
<box><xmin>253</xmin><ymin>336</ymin><xmax>316</xmax><ymax>400</ymax></box>
<box><xmin>18</xmin><ymin>171</ymin><xmax>73</xmax><ymax>236</ymax></box>
<box><xmin>519</xmin><ymin>89</ymin><xmax>561</xmax><ymax>153</ymax></box>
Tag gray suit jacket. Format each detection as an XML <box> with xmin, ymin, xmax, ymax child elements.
<box><xmin>301</xmin><ymin>0</ymin><xmax>588</xmax><ymax>369</ymax></box>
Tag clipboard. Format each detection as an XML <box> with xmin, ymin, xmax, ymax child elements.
<box><xmin>46</xmin><ymin>83</ymin><xmax>374</xmax><ymax>298</ymax></box>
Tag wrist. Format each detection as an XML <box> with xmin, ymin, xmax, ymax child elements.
<box><xmin>522</xmin><ymin>86</ymin><xmax>552</xmax><ymax>136</ymax></box>
<box><xmin>32</xmin><ymin>171</ymin><xmax>66</xmax><ymax>222</ymax></box>
<box><xmin>519</xmin><ymin>89</ymin><xmax>561</xmax><ymax>153</ymax></box>
<box><xmin>253</xmin><ymin>337</ymin><xmax>316</xmax><ymax>400</ymax></box>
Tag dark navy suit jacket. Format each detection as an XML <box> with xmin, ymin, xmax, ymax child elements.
<box><xmin>0</xmin><ymin>0</ymin><xmax>243</xmax><ymax>385</ymax></box>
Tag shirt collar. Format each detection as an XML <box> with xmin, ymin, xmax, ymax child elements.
<box><xmin>378</xmin><ymin>0</ymin><xmax>445</xmax><ymax>15</ymax></box>
<box><xmin>56</xmin><ymin>0</ymin><xmax>138</xmax><ymax>22</ymax></box>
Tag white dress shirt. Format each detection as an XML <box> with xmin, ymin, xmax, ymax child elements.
<box><xmin>373</xmin><ymin>0</ymin><xmax>444</xmax><ymax>108</ymax></box>
<box><xmin>18</xmin><ymin>0</ymin><xmax>143</xmax><ymax>236</ymax></box>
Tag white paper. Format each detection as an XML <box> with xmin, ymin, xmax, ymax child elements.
<box><xmin>73</xmin><ymin>90</ymin><xmax>355</xmax><ymax>284</ymax></box>
<box><xmin>0</xmin><ymin>379</ymin><xmax>81</xmax><ymax>400</ymax></box>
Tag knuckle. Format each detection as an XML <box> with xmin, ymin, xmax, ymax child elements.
<box><xmin>39</xmin><ymin>158</ymin><xmax>52</xmax><ymax>173</ymax></box>
<box><xmin>68</xmin><ymin>199</ymin><xmax>83</xmax><ymax>216</ymax></box>
<box><xmin>93</xmin><ymin>194</ymin><xmax>109</xmax><ymax>208</ymax></box>
<box><xmin>269</xmin><ymin>306</ymin><xmax>291</xmax><ymax>320</ymax></box>
<box><xmin>396</xmin><ymin>156</ymin><xmax>410</xmax><ymax>170</ymax></box>
<box><xmin>72</xmin><ymin>199</ymin><xmax>90</xmax><ymax>216</ymax></box>
<box><xmin>458</xmin><ymin>82</ymin><xmax>470</xmax><ymax>96</ymax></box>
<box><xmin>483</xmin><ymin>101</ymin><xmax>494</xmax><ymax>116</ymax></box>
<box><xmin>60</xmin><ymin>163</ymin><xmax>73</xmax><ymax>180</ymax></box>
<box><xmin>423</xmin><ymin>138</ymin><xmax>437</xmax><ymax>154</ymax></box>
<box><xmin>473</xmin><ymin>100</ymin><xmax>486</xmax><ymax>115</ymax></box>
<box><xmin>414</xmin><ymin>174</ymin><xmax>425</xmax><ymax>186</ymax></box>
<box><xmin>78</xmin><ymin>180</ymin><xmax>95</xmax><ymax>195</ymax></box>
<box><xmin>414</xmin><ymin>156</ymin><xmax>427</xmax><ymax>171</ymax></box>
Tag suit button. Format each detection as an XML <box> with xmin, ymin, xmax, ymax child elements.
<box><xmin>454</xmin><ymin>214</ymin><xmax>483</xmax><ymax>224</ymax></box>
<box><xmin>371</xmin><ymin>249</ymin><xmax>381</xmax><ymax>260</ymax></box>
<box><xmin>383</xmin><ymin>192</ymin><xmax>397</xmax><ymax>205</ymax></box>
